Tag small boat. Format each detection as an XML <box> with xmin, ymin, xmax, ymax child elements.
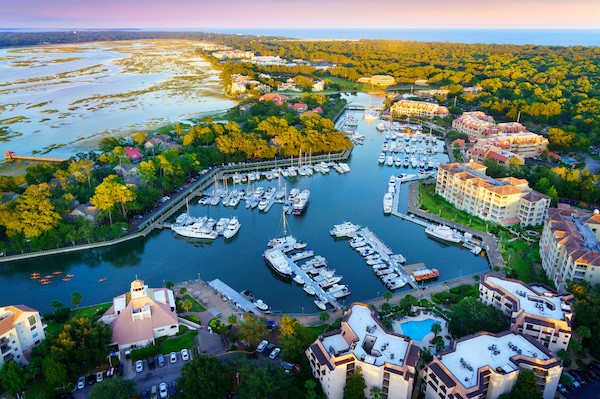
<box><xmin>293</xmin><ymin>275</ymin><xmax>305</xmax><ymax>285</ymax></box>
<box><xmin>383</xmin><ymin>193</ymin><xmax>393</xmax><ymax>214</ymax></box>
<box><xmin>303</xmin><ymin>284</ymin><xmax>316</xmax><ymax>296</ymax></box>
<box><xmin>330</xmin><ymin>221</ymin><xmax>360</xmax><ymax>238</ymax></box>
<box><xmin>97</xmin><ymin>278</ymin><xmax>107</xmax><ymax>283</ymax></box>
<box><xmin>223</xmin><ymin>217</ymin><xmax>241</xmax><ymax>239</ymax></box>
<box><xmin>31</xmin><ymin>273</ymin><xmax>40</xmax><ymax>279</ymax></box>
<box><xmin>62</xmin><ymin>277</ymin><xmax>71</xmax><ymax>282</ymax></box>
<box><xmin>253</xmin><ymin>299</ymin><xmax>270</xmax><ymax>312</ymax></box>
<box><xmin>66</xmin><ymin>274</ymin><xmax>74</xmax><ymax>278</ymax></box>
<box><xmin>40</xmin><ymin>279</ymin><xmax>51</xmax><ymax>285</ymax></box>
<box><xmin>425</xmin><ymin>225</ymin><xmax>462</xmax><ymax>244</ymax></box>
<box><xmin>314</xmin><ymin>299</ymin><xmax>327</xmax><ymax>311</ymax></box>
<box><xmin>44</xmin><ymin>275</ymin><xmax>54</xmax><ymax>279</ymax></box>
<box><xmin>294</xmin><ymin>241</ymin><xmax>307</xmax><ymax>250</ymax></box>
<box><xmin>53</xmin><ymin>271</ymin><xmax>63</xmax><ymax>275</ymax></box>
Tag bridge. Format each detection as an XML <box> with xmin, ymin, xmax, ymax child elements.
<box><xmin>4</xmin><ymin>151</ymin><xmax>67</xmax><ymax>164</ymax></box>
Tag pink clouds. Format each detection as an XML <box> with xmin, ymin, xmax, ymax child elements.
<box><xmin>2</xmin><ymin>0</ymin><xmax>599</xmax><ymax>29</ymax></box>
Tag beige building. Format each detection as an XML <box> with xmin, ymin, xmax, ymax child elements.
<box><xmin>0</xmin><ymin>305</ymin><xmax>46</xmax><ymax>367</ymax></box>
<box><xmin>480</xmin><ymin>274</ymin><xmax>573</xmax><ymax>353</ymax></box>
<box><xmin>421</xmin><ymin>331</ymin><xmax>561</xmax><ymax>399</ymax></box>
<box><xmin>390</xmin><ymin>100</ymin><xmax>450</xmax><ymax>119</ymax></box>
<box><xmin>467</xmin><ymin>145</ymin><xmax>524</xmax><ymax>167</ymax></box>
<box><xmin>452</xmin><ymin>112</ymin><xmax>497</xmax><ymax>138</ymax></box>
<box><xmin>306</xmin><ymin>303</ymin><xmax>419</xmax><ymax>399</ymax></box>
<box><xmin>370</xmin><ymin>75</ymin><xmax>396</xmax><ymax>87</ymax></box>
<box><xmin>436</xmin><ymin>162</ymin><xmax>550</xmax><ymax>226</ymax></box>
<box><xmin>100</xmin><ymin>279</ymin><xmax>179</xmax><ymax>350</ymax></box>
<box><xmin>476</xmin><ymin>133</ymin><xmax>549</xmax><ymax>159</ymax></box>
<box><xmin>540</xmin><ymin>207</ymin><xmax>600</xmax><ymax>291</ymax></box>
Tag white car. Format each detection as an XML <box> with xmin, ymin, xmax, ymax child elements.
<box><xmin>170</xmin><ymin>351</ymin><xmax>177</xmax><ymax>364</ymax></box>
<box><xmin>77</xmin><ymin>376</ymin><xmax>85</xmax><ymax>389</ymax></box>
<box><xmin>181</xmin><ymin>348</ymin><xmax>190</xmax><ymax>361</ymax></box>
<box><xmin>135</xmin><ymin>360</ymin><xmax>144</xmax><ymax>373</ymax></box>
<box><xmin>257</xmin><ymin>340</ymin><xmax>268</xmax><ymax>353</ymax></box>
<box><xmin>159</xmin><ymin>382</ymin><xmax>168</xmax><ymax>398</ymax></box>
<box><xmin>96</xmin><ymin>371</ymin><xmax>103</xmax><ymax>383</ymax></box>
<box><xmin>269</xmin><ymin>347</ymin><xmax>281</xmax><ymax>360</ymax></box>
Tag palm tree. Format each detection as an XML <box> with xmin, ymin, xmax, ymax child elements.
<box><xmin>71</xmin><ymin>292</ymin><xmax>82</xmax><ymax>309</ymax></box>
<box><xmin>319</xmin><ymin>312</ymin><xmax>330</xmax><ymax>322</ymax></box>
<box><xmin>179</xmin><ymin>287</ymin><xmax>188</xmax><ymax>296</ymax></box>
<box><xmin>180</xmin><ymin>299</ymin><xmax>193</xmax><ymax>315</ymax></box>
<box><xmin>383</xmin><ymin>291</ymin><xmax>393</xmax><ymax>302</ymax></box>
<box><xmin>431</xmin><ymin>323</ymin><xmax>442</xmax><ymax>338</ymax></box>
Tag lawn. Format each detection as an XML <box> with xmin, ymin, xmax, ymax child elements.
<box><xmin>44</xmin><ymin>321</ymin><xmax>64</xmax><ymax>337</ymax></box>
<box><xmin>132</xmin><ymin>328</ymin><xmax>198</xmax><ymax>360</ymax></box>
<box><xmin>183</xmin><ymin>294</ymin><xmax>206</xmax><ymax>312</ymax></box>
<box><xmin>72</xmin><ymin>302</ymin><xmax>112</xmax><ymax>320</ymax></box>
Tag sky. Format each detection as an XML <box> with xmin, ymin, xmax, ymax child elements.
<box><xmin>1</xmin><ymin>0</ymin><xmax>600</xmax><ymax>30</ymax></box>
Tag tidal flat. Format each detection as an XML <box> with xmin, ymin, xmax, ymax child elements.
<box><xmin>0</xmin><ymin>40</ymin><xmax>235</xmax><ymax>156</ymax></box>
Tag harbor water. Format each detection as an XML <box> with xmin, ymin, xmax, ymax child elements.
<box><xmin>1</xmin><ymin>95</ymin><xmax>490</xmax><ymax>313</ymax></box>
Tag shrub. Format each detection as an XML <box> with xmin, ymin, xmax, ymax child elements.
<box><xmin>54</xmin><ymin>308</ymin><xmax>71</xmax><ymax>323</ymax></box>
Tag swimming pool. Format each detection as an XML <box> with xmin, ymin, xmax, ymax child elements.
<box><xmin>399</xmin><ymin>318</ymin><xmax>441</xmax><ymax>341</ymax></box>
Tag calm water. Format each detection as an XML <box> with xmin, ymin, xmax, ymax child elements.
<box><xmin>0</xmin><ymin>95</ymin><xmax>489</xmax><ymax>313</ymax></box>
<box><xmin>399</xmin><ymin>318</ymin><xmax>442</xmax><ymax>341</ymax></box>
<box><xmin>208</xmin><ymin>29</ymin><xmax>600</xmax><ymax>47</ymax></box>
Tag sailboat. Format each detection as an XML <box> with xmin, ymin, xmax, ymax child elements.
<box><xmin>263</xmin><ymin>211</ymin><xmax>296</xmax><ymax>278</ymax></box>
<box><xmin>267</xmin><ymin>210</ymin><xmax>297</xmax><ymax>249</ymax></box>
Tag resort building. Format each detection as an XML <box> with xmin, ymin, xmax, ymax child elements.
<box><xmin>421</xmin><ymin>331</ymin><xmax>561</xmax><ymax>399</ymax></box>
<box><xmin>0</xmin><ymin>305</ymin><xmax>46</xmax><ymax>367</ymax></box>
<box><xmin>475</xmin><ymin>133</ymin><xmax>549</xmax><ymax>159</ymax></box>
<box><xmin>306</xmin><ymin>303</ymin><xmax>419</xmax><ymax>399</ymax></box>
<box><xmin>479</xmin><ymin>274</ymin><xmax>573</xmax><ymax>353</ymax></box>
<box><xmin>390</xmin><ymin>100</ymin><xmax>450</xmax><ymax>119</ymax></box>
<box><xmin>259</xmin><ymin>93</ymin><xmax>286</xmax><ymax>106</ymax></box>
<box><xmin>452</xmin><ymin>112</ymin><xmax>497</xmax><ymax>138</ymax></box>
<box><xmin>467</xmin><ymin>145</ymin><xmax>524</xmax><ymax>167</ymax></box>
<box><xmin>312</xmin><ymin>80</ymin><xmax>325</xmax><ymax>92</ymax></box>
<box><xmin>100</xmin><ymin>279</ymin><xmax>179</xmax><ymax>351</ymax></box>
<box><xmin>416</xmin><ymin>89</ymin><xmax>450</xmax><ymax>100</ymax></box>
<box><xmin>370</xmin><ymin>75</ymin><xmax>396</xmax><ymax>87</ymax></box>
<box><xmin>212</xmin><ymin>50</ymin><xmax>254</xmax><ymax>60</ymax></box>
<box><xmin>436</xmin><ymin>162</ymin><xmax>550</xmax><ymax>227</ymax></box>
<box><xmin>497</xmin><ymin>122</ymin><xmax>528</xmax><ymax>134</ymax></box>
<box><xmin>540</xmin><ymin>207</ymin><xmax>600</xmax><ymax>291</ymax></box>
<box><xmin>462</xmin><ymin>86</ymin><xmax>483</xmax><ymax>94</ymax></box>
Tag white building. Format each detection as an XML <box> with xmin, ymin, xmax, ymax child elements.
<box><xmin>540</xmin><ymin>207</ymin><xmax>600</xmax><ymax>291</ymax></box>
<box><xmin>312</xmin><ymin>80</ymin><xmax>325</xmax><ymax>92</ymax></box>
<box><xmin>100</xmin><ymin>279</ymin><xmax>179</xmax><ymax>350</ymax></box>
<box><xmin>421</xmin><ymin>331</ymin><xmax>561</xmax><ymax>399</ymax></box>
<box><xmin>306</xmin><ymin>303</ymin><xmax>420</xmax><ymax>399</ymax></box>
<box><xmin>390</xmin><ymin>100</ymin><xmax>449</xmax><ymax>119</ymax></box>
<box><xmin>0</xmin><ymin>305</ymin><xmax>46</xmax><ymax>367</ymax></box>
<box><xmin>480</xmin><ymin>274</ymin><xmax>573</xmax><ymax>353</ymax></box>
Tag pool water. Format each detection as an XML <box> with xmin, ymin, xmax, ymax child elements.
<box><xmin>399</xmin><ymin>318</ymin><xmax>441</xmax><ymax>341</ymax></box>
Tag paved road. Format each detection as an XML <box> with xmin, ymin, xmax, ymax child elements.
<box><xmin>565</xmin><ymin>378</ymin><xmax>600</xmax><ymax>399</ymax></box>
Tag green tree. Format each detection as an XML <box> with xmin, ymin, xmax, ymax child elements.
<box><xmin>68</xmin><ymin>159</ymin><xmax>95</xmax><ymax>189</ymax></box>
<box><xmin>557</xmin><ymin>349</ymin><xmax>571</xmax><ymax>367</ymax></box>
<box><xmin>165</xmin><ymin>281</ymin><xmax>174</xmax><ymax>289</ymax></box>
<box><xmin>510</xmin><ymin>369</ymin><xmax>542</xmax><ymax>399</ymax></box>
<box><xmin>237</xmin><ymin>360</ymin><xmax>296</xmax><ymax>399</ymax></box>
<box><xmin>278</xmin><ymin>315</ymin><xmax>312</xmax><ymax>362</ymax></box>
<box><xmin>7</xmin><ymin>183</ymin><xmax>60</xmax><ymax>239</ymax></box>
<box><xmin>236</xmin><ymin>313</ymin><xmax>267</xmax><ymax>348</ymax></box>
<box><xmin>431</xmin><ymin>323</ymin><xmax>442</xmax><ymax>338</ymax></box>
<box><xmin>178</xmin><ymin>355</ymin><xmax>233</xmax><ymax>399</ymax></box>
<box><xmin>305</xmin><ymin>379</ymin><xmax>318</xmax><ymax>399</ymax></box>
<box><xmin>90</xmin><ymin>175</ymin><xmax>136</xmax><ymax>224</ymax></box>
<box><xmin>179</xmin><ymin>287</ymin><xmax>188</xmax><ymax>295</ymax></box>
<box><xmin>383</xmin><ymin>291</ymin><xmax>393</xmax><ymax>302</ymax></box>
<box><xmin>227</xmin><ymin>314</ymin><xmax>237</xmax><ymax>325</ymax></box>
<box><xmin>88</xmin><ymin>377</ymin><xmax>137</xmax><ymax>399</ymax></box>
<box><xmin>42</xmin><ymin>355</ymin><xmax>68</xmax><ymax>388</ymax></box>
<box><xmin>343</xmin><ymin>366</ymin><xmax>366</xmax><ymax>399</ymax></box>
<box><xmin>319</xmin><ymin>312</ymin><xmax>330</xmax><ymax>322</ymax></box>
<box><xmin>180</xmin><ymin>299</ymin><xmax>193</xmax><ymax>315</ymax></box>
<box><xmin>448</xmin><ymin>298</ymin><xmax>509</xmax><ymax>338</ymax></box>
<box><xmin>0</xmin><ymin>361</ymin><xmax>27</xmax><ymax>396</ymax></box>
<box><xmin>576</xmin><ymin>325</ymin><xmax>592</xmax><ymax>340</ymax></box>
<box><xmin>71</xmin><ymin>291</ymin><xmax>82</xmax><ymax>308</ymax></box>
<box><xmin>50</xmin><ymin>300</ymin><xmax>64</xmax><ymax>311</ymax></box>
<box><xmin>370</xmin><ymin>386</ymin><xmax>383</xmax><ymax>399</ymax></box>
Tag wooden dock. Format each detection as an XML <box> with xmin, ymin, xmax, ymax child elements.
<box><xmin>4</xmin><ymin>151</ymin><xmax>68</xmax><ymax>163</ymax></box>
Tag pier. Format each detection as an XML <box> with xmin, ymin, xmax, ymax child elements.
<box><xmin>4</xmin><ymin>151</ymin><xmax>68</xmax><ymax>164</ymax></box>
<box><xmin>208</xmin><ymin>279</ymin><xmax>262</xmax><ymax>316</ymax></box>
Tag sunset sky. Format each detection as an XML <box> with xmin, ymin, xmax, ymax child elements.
<box><xmin>2</xmin><ymin>0</ymin><xmax>600</xmax><ymax>30</ymax></box>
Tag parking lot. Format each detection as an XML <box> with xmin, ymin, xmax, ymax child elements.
<box><xmin>561</xmin><ymin>361</ymin><xmax>600</xmax><ymax>399</ymax></box>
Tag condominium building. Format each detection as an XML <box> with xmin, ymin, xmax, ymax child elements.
<box><xmin>436</xmin><ymin>162</ymin><xmax>550</xmax><ymax>226</ymax></box>
<box><xmin>467</xmin><ymin>145</ymin><xmax>524</xmax><ymax>167</ymax></box>
<box><xmin>452</xmin><ymin>112</ymin><xmax>497</xmax><ymax>138</ymax></box>
<box><xmin>100</xmin><ymin>279</ymin><xmax>179</xmax><ymax>350</ymax></box>
<box><xmin>480</xmin><ymin>274</ymin><xmax>573</xmax><ymax>353</ymax></box>
<box><xmin>497</xmin><ymin>122</ymin><xmax>527</xmax><ymax>134</ymax></box>
<box><xmin>306</xmin><ymin>303</ymin><xmax>420</xmax><ymax>399</ymax></box>
<box><xmin>0</xmin><ymin>305</ymin><xmax>46</xmax><ymax>367</ymax></box>
<box><xmin>212</xmin><ymin>50</ymin><xmax>254</xmax><ymax>60</ymax></box>
<box><xmin>421</xmin><ymin>331</ymin><xmax>561</xmax><ymax>399</ymax></box>
<box><xmin>370</xmin><ymin>75</ymin><xmax>396</xmax><ymax>87</ymax></box>
<box><xmin>390</xmin><ymin>100</ymin><xmax>450</xmax><ymax>119</ymax></box>
<box><xmin>540</xmin><ymin>207</ymin><xmax>600</xmax><ymax>291</ymax></box>
<box><xmin>476</xmin><ymin>133</ymin><xmax>549</xmax><ymax>159</ymax></box>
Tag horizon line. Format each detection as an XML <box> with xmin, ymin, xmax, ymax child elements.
<box><xmin>2</xmin><ymin>27</ymin><xmax>600</xmax><ymax>31</ymax></box>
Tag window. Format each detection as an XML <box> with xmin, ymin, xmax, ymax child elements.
<box><xmin>32</xmin><ymin>332</ymin><xmax>38</xmax><ymax>339</ymax></box>
<box><xmin>27</xmin><ymin>315</ymin><xmax>36</xmax><ymax>328</ymax></box>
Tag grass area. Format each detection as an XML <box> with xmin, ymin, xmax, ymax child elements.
<box><xmin>72</xmin><ymin>302</ymin><xmax>112</xmax><ymax>321</ymax></box>
<box><xmin>131</xmin><ymin>328</ymin><xmax>198</xmax><ymax>361</ymax></box>
<box><xmin>418</xmin><ymin>184</ymin><xmax>497</xmax><ymax>233</ymax></box>
<box><xmin>497</xmin><ymin>231</ymin><xmax>541</xmax><ymax>283</ymax></box>
<box><xmin>183</xmin><ymin>294</ymin><xmax>206</xmax><ymax>312</ymax></box>
<box><xmin>45</xmin><ymin>321</ymin><xmax>64</xmax><ymax>337</ymax></box>
<box><xmin>325</xmin><ymin>76</ymin><xmax>368</xmax><ymax>91</ymax></box>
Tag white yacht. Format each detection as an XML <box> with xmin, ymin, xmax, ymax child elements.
<box><xmin>383</xmin><ymin>193</ymin><xmax>393</xmax><ymax>214</ymax></box>
<box><xmin>293</xmin><ymin>189</ymin><xmax>310</xmax><ymax>215</ymax></box>
<box><xmin>340</xmin><ymin>163</ymin><xmax>351</xmax><ymax>173</ymax></box>
<box><xmin>425</xmin><ymin>224</ymin><xmax>462</xmax><ymax>244</ymax></box>
<box><xmin>386</xmin><ymin>156</ymin><xmax>394</xmax><ymax>167</ymax></box>
<box><xmin>215</xmin><ymin>218</ymin><xmax>230</xmax><ymax>235</ymax></box>
<box><xmin>263</xmin><ymin>248</ymin><xmax>292</xmax><ymax>278</ymax></box>
<box><xmin>293</xmin><ymin>274</ymin><xmax>305</xmax><ymax>285</ymax></box>
<box><xmin>376</xmin><ymin>122</ymin><xmax>387</xmax><ymax>131</ymax></box>
<box><xmin>303</xmin><ymin>284</ymin><xmax>316</xmax><ymax>296</ymax></box>
<box><xmin>314</xmin><ymin>299</ymin><xmax>327</xmax><ymax>311</ymax></box>
<box><xmin>223</xmin><ymin>217</ymin><xmax>241</xmax><ymax>239</ymax></box>
<box><xmin>172</xmin><ymin>222</ymin><xmax>218</xmax><ymax>240</ymax></box>
<box><xmin>378</xmin><ymin>153</ymin><xmax>386</xmax><ymax>164</ymax></box>
<box><xmin>330</xmin><ymin>221</ymin><xmax>361</xmax><ymax>238</ymax></box>
<box><xmin>253</xmin><ymin>299</ymin><xmax>270</xmax><ymax>312</ymax></box>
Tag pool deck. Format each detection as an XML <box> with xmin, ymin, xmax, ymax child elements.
<box><xmin>392</xmin><ymin>312</ymin><xmax>449</xmax><ymax>348</ymax></box>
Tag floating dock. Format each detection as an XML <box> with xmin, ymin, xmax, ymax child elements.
<box><xmin>208</xmin><ymin>279</ymin><xmax>262</xmax><ymax>316</ymax></box>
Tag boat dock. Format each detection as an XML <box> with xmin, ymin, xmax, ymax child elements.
<box><xmin>208</xmin><ymin>279</ymin><xmax>262</xmax><ymax>316</ymax></box>
<box><xmin>361</xmin><ymin>227</ymin><xmax>393</xmax><ymax>255</ymax></box>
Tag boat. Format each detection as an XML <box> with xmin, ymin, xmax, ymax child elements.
<box><xmin>314</xmin><ymin>299</ymin><xmax>327</xmax><ymax>311</ymax></box>
<box><xmin>330</xmin><ymin>221</ymin><xmax>361</xmax><ymax>238</ymax></box>
<box><xmin>292</xmin><ymin>190</ymin><xmax>310</xmax><ymax>215</ymax></box>
<box><xmin>97</xmin><ymin>278</ymin><xmax>107</xmax><ymax>283</ymax></box>
<box><xmin>263</xmin><ymin>248</ymin><xmax>293</xmax><ymax>278</ymax></box>
<box><xmin>253</xmin><ymin>299</ymin><xmax>270</xmax><ymax>312</ymax></box>
<box><xmin>30</xmin><ymin>273</ymin><xmax>40</xmax><ymax>279</ymax></box>
<box><xmin>40</xmin><ymin>279</ymin><xmax>51</xmax><ymax>285</ymax></box>
<box><xmin>223</xmin><ymin>217</ymin><xmax>241</xmax><ymax>239</ymax></box>
<box><xmin>425</xmin><ymin>225</ymin><xmax>462</xmax><ymax>244</ymax></box>
<box><xmin>340</xmin><ymin>163</ymin><xmax>351</xmax><ymax>173</ymax></box>
<box><xmin>378</xmin><ymin>153</ymin><xmax>386</xmax><ymax>164</ymax></box>
<box><xmin>411</xmin><ymin>268</ymin><xmax>440</xmax><ymax>282</ymax></box>
<box><xmin>364</xmin><ymin>109</ymin><xmax>379</xmax><ymax>121</ymax></box>
<box><xmin>293</xmin><ymin>274</ymin><xmax>305</xmax><ymax>285</ymax></box>
<box><xmin>350</xmin><ymin>238</ymin><xmax>366</xmax><ymax>248</ymax></box>
<box><xmin>376</xmin><ymin>122</ymin><xmax>387</xmax><ymax>131</ymax></box>
<box><xmin>215</xmin><ymin>218</ymin><xmax>230</xmax><ymax>235</ymax></box>
<box><xmin>44</xmin><ymin>275</ymin><xmax>54</xmax><ymax>279</ymax></box>
<box><xmin>294</xmin><ymin>241</ymin><xmax>308</xmax><ymax>250</ymax></box>
<box><xmin>359</xmin><ymin>247</ymin><xmax>374</xmax><ymax>257</ymax></box>
<box><xmin>62</xmin><ymin>277</ymin><xmax>71</xmax><ymax>282</ymax></box>
<box><xmin>172</xmin><ymin>222</ymin><xmax>219</xmax><ymax>240</ymax></box>
<box><xmin>383</xmin><ymin>193</ymin><xmax>393</xmax><ymax>214</ymax></box>
<box><xmin>386</xmin><ymin>156</ymin><xmax>394</xmax><ymax>167</ymax></box>
<box><xmin>303</xmin><ymin>284</ymin><xmax>316</xmax><ymax>296</ymax></box>
<box><xmin>66</xmin><ymin>274</ymin><xmax>74</xmax><ymax>278</ymax></box>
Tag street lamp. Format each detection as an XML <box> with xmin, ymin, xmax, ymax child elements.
<box><xmin>301</xmin><ymin>307</ymin><xmax>304</xmax><ymax>316</ymax></box>
<box><xmin>197</xmin><ymin>272</ymin><xmax>201</xmax><ymax>283</ymax></box>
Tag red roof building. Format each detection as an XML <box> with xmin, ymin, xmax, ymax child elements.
<box><xmin>124</xmin><ymin>146</ymin><xmax>144</xmax><ymax>162</ymax></box>
<box><xmin>292</xmin><ymin>103</ymin><xmax>308</xmax><ymax>112</ymax></box>
<box><xmin>451</xmin><ymin>139</ymin><xmax>465</xmax><ymax>147</ymax></box>
<box><xmin>259</xmin><ymin>93</ymin><xmax>286</xmax><ymax>106</ymax></box>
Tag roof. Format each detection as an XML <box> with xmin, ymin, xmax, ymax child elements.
<box><xmin>124</xmin><ymin>146</ymin><xmax>144</xmax><ymax>160</ymax></box>
<box><xmin>0</xmin><ymin>305</ymin><xmax>38</xmax><ymax>336</ymax></box>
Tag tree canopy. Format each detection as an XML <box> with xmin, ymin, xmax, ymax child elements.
<box><xmin>448</xmin><ymin>297</ymin><xmax>510</xmax><ymax>338</ymax></box>
<box><xmin>178</xmin><ymin>355</ymin><xmax>233</xmax><ymax>399</ymax></box>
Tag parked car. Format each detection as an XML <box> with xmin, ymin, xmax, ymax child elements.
<box><xmin>96</xmin><ymin>371</ymin><xmax>103</xmax><ymax>383</ymax></box>
<box><xmin>140</xmin><ymin>390</ymin><xmax>149</xmax><ymax>399</ymax></box>
<box><xmin>135</xmin><ymin>360</ymin><xmax>144</xmax><ymax>373</ymax></box>
<box><xmin>159</xmin><ymin>382</ymin><xmax>168</xmax><ymax>399</ymax></box>
<box><xmin>147</xmin><ymin>356</ymin><xmax>156</xmax><ymax>369</ymax></box>
<box><xmin>257</xmin><ymin>340</ymin><xmax>268</xmax><ymax>353</ymax></box>
<box><xmin>269</xmin><ymin>347</ymin><xmax>281</xmax><ymax>360</ymax></box>
<box><xmin>563</xmin><ymin>373</ymin><xmax>581</xmax><ymax>389</ymax></box>
<box><xmin>181</xmin><ymin>348</ymin><xmax>190</xmax><ymax>361</ymax></box>
<box><xmin>170</xmin><ymin>351</ymin><xmax>177</xmax><ymax>364</ymax></box>
<box><xmin>557</xmin><ymin>383</ymin><xmax>568</xmax><ymax>394</ymax></box>
<box><xmin>264</xmin><ymin>343</ymin><xmax>276</xmax><ymax>356</ymax></box>
<box><xmin>77</xmin><ymin>376</ymin><xmax>85</xmax><ymax>389</ymax></box>
<box><xmin>150</xmin><ymin>385</ymin><xmax>158</xmax><ymax>399</ymax></box>
<box><xmin>86</xmin><ymin>374</ymin><xmax>95</xmax><ymax>385</ymax></box>
<box><xmin>169</xmin><ymin>381</ymin><xmax>177</xmax><ymax>396</ymax></box>
<box><xmin>157</xmin><ymin>353</ymin><xmax>165</xmax><ymax>367</ymax></box>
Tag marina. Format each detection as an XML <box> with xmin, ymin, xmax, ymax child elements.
<box><xmin>208</xmin><ymin>279</ymin><xmax>265</xmax><ymax>316</ymax></box>
<box><xmin>1</xmin><ymin>99</ymin><xmax>491</xmax><ymax>314</ymax></box>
